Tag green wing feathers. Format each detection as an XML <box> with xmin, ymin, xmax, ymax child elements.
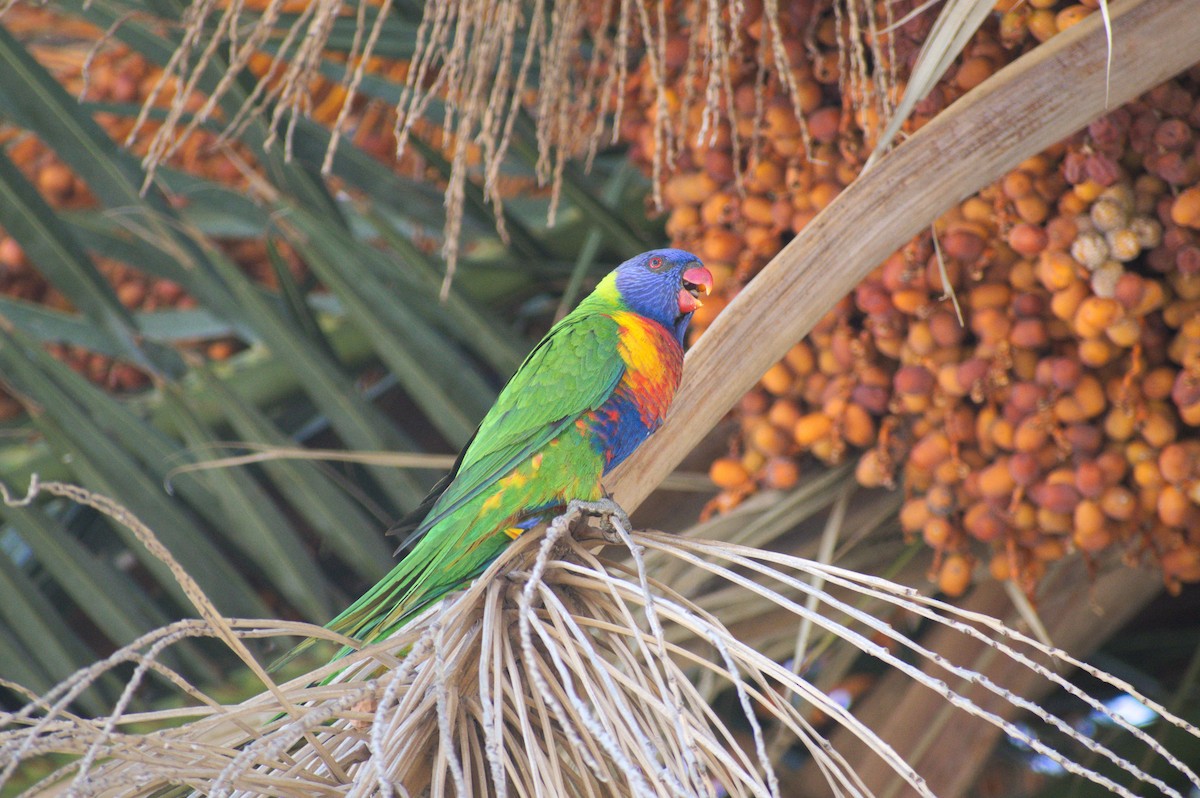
<box><xmin>311</xmin><ymin>307</ymin><xmax>628</xmax><ymax>656</ymax></box>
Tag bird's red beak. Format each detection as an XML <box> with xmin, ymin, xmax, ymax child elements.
<box><xmin>678</xmin><ymin>264</ymin><xmax>713</xmax><ymax>314</ymax></box>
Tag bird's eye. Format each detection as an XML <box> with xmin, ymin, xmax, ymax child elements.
<box><xmin>648</xmin><ymin>255</ymin><xmax>665</xmax><ymax>271</ymax></box>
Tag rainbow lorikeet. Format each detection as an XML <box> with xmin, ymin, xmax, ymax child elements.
<box><xmin>323</xmin><ymin>248</ymin><xmax>712</xmax><ymax>651</ymax></box>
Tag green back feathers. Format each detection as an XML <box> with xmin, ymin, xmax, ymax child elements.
<box><xmin>282</xmin><ymin>288</ymin><xmax>633</xmax><ymax>665</ymax></box>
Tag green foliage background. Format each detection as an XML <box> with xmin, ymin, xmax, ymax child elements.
<box><xmin>0</xmin><ymin>0</ymin><xmax>658</xmax><ymax>711</ymax></box>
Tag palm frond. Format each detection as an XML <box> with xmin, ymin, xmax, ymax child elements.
<box><xmin>2</xmin><ymin>495</ymin><xmax>1197</xmax><ymax>797</ymax></box>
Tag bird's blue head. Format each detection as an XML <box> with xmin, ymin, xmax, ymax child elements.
<box><xmin>612</xmin><ymin>248</ymin><xmax>713</xmax><ymax>344</ymax></box>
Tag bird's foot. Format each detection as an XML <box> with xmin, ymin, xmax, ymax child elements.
<box><xmin>566</xmin><ymin>497</ymin><xmax>633</xmax><ymax>543</ymax></box>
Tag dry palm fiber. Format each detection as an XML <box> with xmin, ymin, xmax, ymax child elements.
<box><xmin>2</xmin><ymin>481</ymin><xmax>1199</xmax><ymax>797</ymax></box>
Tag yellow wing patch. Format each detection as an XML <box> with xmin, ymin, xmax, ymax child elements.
<box><xmin>499</xmin><ymin>471</ymin><xmax>527</xmax><ymax>489</ymax></box>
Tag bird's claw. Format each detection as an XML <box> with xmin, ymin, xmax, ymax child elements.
<box><xmin>566</xmin><ymin>497</ymin><xmax>633</xmax><ymax>542</ymax></box>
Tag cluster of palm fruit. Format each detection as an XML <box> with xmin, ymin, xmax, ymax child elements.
<box><xmin>0</xmin><ymin>7</ymin><xmax>268</xmax><ymax>417</ymax></box>
<box><xmin>0</xmin><ymin>3</ymin><xmax>542</xmax><ymax>426</ymax></box>
<box><xmin>0</xmin><ymin>5</ymin><xmax>429</xmax><ymax>420</ymax></box>
<box><xmin>620</xmin><ymin>0</ymin><xmax>1200</xmax><ymax>596</ymax></box>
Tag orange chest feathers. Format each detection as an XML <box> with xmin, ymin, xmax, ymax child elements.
<box><xmin>610</xmin><ymin>311</ymin><xmax>685</xmax><ymax>428</ymax></box>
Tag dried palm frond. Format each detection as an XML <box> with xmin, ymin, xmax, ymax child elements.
<box><xmin>3</xmin><ymin>485</ymin><xmax>1198</xmax><ymax>797</ymax></box>
<box><xmin>77</xmin><ymin>0</ymin><xmax>913</xmax><ymax>293</ymax></box>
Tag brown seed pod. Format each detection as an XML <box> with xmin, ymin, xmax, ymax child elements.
<box><xmin>0</xmin><ymin>236</ymin><xmax>27</xmax><ymax>273</ymax></box>
<box><xmin>744</xmin><ymin>160</ymin><xmax>785</xmax><ymax>194</ymax></box>
<box><xmin>1159</xmin><ymin>443</ymin><xmax>1196</xmax><ymax>484</ymax></box>
<box><xmin>1059</xmin><ymin>375</ymin><xmax>1106</xmax><ymax>422</ymax></box>
<box><xmin>1007</xmin><ymin>381</ymin><xmax>1046</xmax><ymax>416</ymax></box>
<box><xmin>942</xmin><ymin>230</ymin><xmax>985</xmax><ymax>262</ymax></box>
<box><xmin>1055</xmin><ymin>4</ymin><xmax>1093</xmax><ymax>30</ymax></box>
<box><xmin>1095</xmin><ymin>450</ymin><xmax>1128</xmax><ymax>484</ymax></box>
<box><xmin>855</xmin><ymin>448</ymin><xmax>893</xmax><ymax>488</ymax></box>
<box><xmin>807</xmin><ymin>106</ymin><xmax>840</xmax><ymax>144</ymax></box>
<box><xmin>1132</xmin><ymin>456</ymin><xmax>1165</xmax><ymax>489</ymax></box>
<box><xmin>206</xmin><ymin>340</ymin><xmax>235</xmax><ymax>360</ymax></box>
<box><xmin>978</xmin><ymin>459</ymin><xmax>1017</xmax><ymax>499</ymax></box>
<box><xmin>665</xmin><ymin>205</ymin><xmax>701</xmax><ymax>239</ymax></box>
<box><xmin>742</xmin><ymin>449</ymin><xmax>767</xmax><ymax>476</ymax></box>
<box><xmin>1015</xmin><ymin>195</ymin><xmax>1051</xmax><ymax>225</ymax></box>
<box><xmin>851</xmin><ymin>382</ymin><xmax>890</xmax><ymax>415</ymax></box>
<box><xmin>749</xmin><ymin>419</ymin><xmax>791</xmax><ymax>456</ymax></box>
<box><xmin>1013</xmin><ymin>416</ymin><xmax>1050</xmax><ymax>453</ymax></box>
<box><xmin>700</xmin><ymin>227</ymin><xmax>745</xmax><ymax>263</ymax></box>
<box><xmin>1089</xmin><ymin>261</ymin><xmax>1123</xmax><ymax>300</ymax></box>
<box><xmin>922</xmin><ymin>515</ymin><xmax>955</xmax><ymax>549</ymax></box>
<box><xmin>1162</xmin><ymin>545</ymin><xmax>1200</xmax><ymax>586</ymax></box>
<box><xmin>1073</xmin><ymin>492</ymin><xmax>1106</xmax><ymax>534</ymax></box>
<box><xmin>1008</xmin><ymin>223</ymin><xmax>1049</xmax><ymax>257</ymax></box>
<box><xmin>894</xmin><ymin>364</ymin><xmax>935</xmax><ymax>396</ymax></box>
<box><xmin>984</xmin><ymin>413</ymin><xmax>1017</xmax><ymax>453</ymax></box>
<box><xmin>1107</xmin><ymin>228</ymin><xmax>1143</xmax><ymax>262</ymax></box>
<box><xmin>1140</xmin><ymin>417</ymin><xmax>1177</xmax><ymax>459</ymax></box>
<box><xmin>740</xmin><ymin>194</ymin><xmax>776</xmax><ymax>227</ymax></box>
<box><xmin>1157</xmin><ymin>484</ymin><xmax>1193</xmax><ymax>527</ymax></box>
<box><xmin>937</xmin><ymin>554</ymin><xmax>973</xmax><ymax>597</ymax></box>
<box><xmin>936</xmin><ymin>363</ymin><xmax>967</xmax><ymax>397</ymax></box>
<box><xmin>1108</xmin><ymin>272</ymin><xmax>1147</xmax><ymax>312</ymax></box>
<box><xmin>968</xmin><ymin>282</ymin><xmax>1012</xmax><ymax>311</ymax></box>
<box><xmin>1100</xmin><ymin>484</ymin><xmax>1138</xmax><ymax>521</ymax></box>
<box><xmin>767</xmin><ymin>399</ymin><xmax>802</xmax><ymax>430</ymax></box>
<box><xmin>891</xmin><ymin>288</ymin><xmax>930</xmax><ymax>316</ymax></box>
<box><xmin>1074</xmin><ymin>296</ymin><xmax>1123</xmax><ymax>338</ymax></box>
<box><xmin>1012</xmin><ymin>316</ymin><xmax>1051</xmax><ymax>348</ymax></box>
<box><xmin>1073</xmin><ymin>508</ymin><xmax>1112</xmax><ymax>552</ymax></box>
<box><xmin>1031</xmin><ymin>480</ymin><xmax>1081</xmax><ymax>514</ymax></box>
<box><xmin>841</xmin><ymin>403</ymin><xmax>876</xmax><ymax>448</ymax></box>
<box><xmin>1002</xmin><ymin>169</ymin><xmax>1034</xmax><ymax>200</ymax></box>
<box><xmin>1090</xmin><ymin>197</ymin><xmax>1129</xmax><ymax>232</ymax></box>
<box><xmin>1064</xmin><ymin>424</ymin><xmax>1105</xmax><ymax>457</ymax></box>
<box><xmin>963</xmin><ymin>503</ymin><xmax>1006</xmax><ymax>543</ymax></box>
<box><xmin>936</xmin><ymin>457</ymin><xmax>968</xmax><ymax>486</ymax></box>
<box><xmin>910</xmin><ymin>432</ymin><xmax>952</xmax><ymax>471</ymax></box>
<box><xmin>950</xmin><ymin>355</ymin><xmax>988</xmax><ymax>391</ymax></box>
<box><xmin>954</xmin><ymin>56</ymin><xmax>994</xmax><ymax>91</ymax></box>
<box><xmin>1045</xmin><ymin>215</ymin><xmax>1080</xmax><ymax>251</ymax></box>
<box><xmin>702</xmin><ymin>149</ymin><xmax>736</xmax><ymax>183</ymax></box>
<box><xmin>970</xmin><ymin>307</ymin><xmax>1012</xmax><ymax>347</ymax></box>
<box><xmin>664</xmin><ymin>171</ymin><xmax>719</xmax><ymax>206</ymax></box>
<box><xmin>37</xmin><ymin>162</ymin><xmax>75</xmax><ymax>202</ymax></box>
<box><xmin>760</xmin><ymin>362</ymin><xmax>795</xmax><ymax>396</ymax></box>
<box><xmin>900</xmin><ymin>497</ymin><xmax>932</xmax><ymax>534</ymax></box>
<box><xmin>740</xmin><ymin>388</ymin><xmax>770</xmax><ymax>417</ymax></box>
<box><xmin>1008</xmin><ymin>451</ymin><xmax>1042</xmax><ymax>487</ymax></box>
<box><xmin>710</xmin><ymin>457</ymin><xmax>752</xmax><ymax>489</ymax></box>
<box><xmin>856</xmin><ymin>281</ymin><xmax>894</xmax><ymax>316</ymax></box>
<box><xmin>1048</xmin><ymin>280</ymin><xmax>1088</xmax><ymax>323</ymax></box>
<box><xmin>1074</xmin><ymin>460</ymin><xmax>1106</xmax><ymax>498</ymax></box>
<box><xmin>761</xmin><ymin>456</ymin><xmax>801</xmax><ymax>490</ymax></box>
<box><xmin>1105</xmin><ymin>316</ymin><xmax>1141</xmax><ymax>348</ymax></box>
<box><xmin>115</xmin><ymin>280</ymin><xmax>146</xmax><ymax>309</ymax></box>
<box><xmin>783</xmin><ymin>342</ymin><xmax>815</xmax><ymax>377</ymax></box>
<box><xmin>1079</xmin><ymin>337</ymin><xmax>1117</xmax><ymax>368</ymax></box>
<box><xmin>793</xmin><ymin>412</ymin><xmax>833</xmax><ymax>448</ymax></box>
<box><xmin>1035</xmin><ymin>356</ymin><xmax>1082</xmax><ymax>392</ymax></box>
<box><xmin>700</xmin><ymin>192</ymin><xmax>739</xmax><ymax>227</ymax></box>
<box><xmin>1170</xmin><ymin>185</ymin><xmax>1200</xmax><ymax>229</ymax></box>
<box><xmin>925</xmin><ymin>482</ymin><xmax>958</xmax><ymax>517</ymax></box>
<box><xmin>744</xmin><ymin>225</ymin><xmax>780</xmax><ymax>258</ymax></box>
